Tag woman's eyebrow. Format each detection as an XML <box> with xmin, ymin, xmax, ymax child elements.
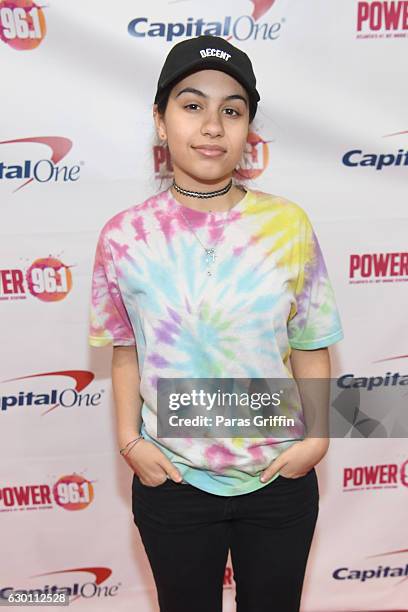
<box><xmin>175</xmin><ymin>87</ymin><xmax>248</xmax><ymax>106</ymax></box>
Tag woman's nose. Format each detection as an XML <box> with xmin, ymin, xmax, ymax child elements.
<box><xmin>200</xmin><ymin>110</ymin><xmax>224</xmax><ymax>137</ymax></box>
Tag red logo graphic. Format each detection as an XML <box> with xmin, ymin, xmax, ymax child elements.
<box><xmin>250</xmin><ymin>0</ymin><xmax>277</xmax><ymax>20</ymax></box>
<box><xmin>373</xmin><ymin>354</ymin><xmax>408</xmax><ymax>362</ymax></box>
<box><xmin>384</xmin><ymin>130</ymin><xmax>408</xmax><ymax>137</ymax></box>
<box><xmin>349</xmin><ymin>251</ymin><xmax>408</xmax><ymax>283</ymax></box>
<box><xmin>0</xmin><ymin>257</ymin><xmax>74</xmax><ymax>301</ymax></box>
<box><xmin>0</xmin><ymin>473</ymin><xmax>95</xmax><ymax>512</ymax></box>
<box><xmin>356</xmin><ymin>1</ymin><xmax>408</xmax><ymax>38</ymax></box>
<box><xmin>343</xmin><ymin>459</ymin><xmax>408</xmax><ymax>490</ymax></box>
<box><xmin>367</xmin><ymin>548</ymin><xmax>408</xmax><ymax>586</ymax></box>
<box><xmin>3</xmin><ymin>370</ymin><xmax>93</xmax><ymax>391</ymax></box>
<box><xmin>26</xmin><ymin>257</ymin><xmax>74</xmax><ymax>301</ymax></box>
<box><xmin>0</xmin><ymin>0</ymin><xmax>46</xmax><ymax>50</ymax></box>
<box><xmin>53</xmin><ymin>474</ymin><xmax>95</xmax><ymax>510</ymax></box>
<box><xmin>235</xmin><ymin>131</ymin><xmax>272</xmax><ymax>180</ymax></box>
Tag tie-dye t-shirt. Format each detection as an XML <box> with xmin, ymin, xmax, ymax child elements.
<box><xmin>88</xmin><ymin>186</ymin><xmax>344</xmax><ymax>496</ymax></box>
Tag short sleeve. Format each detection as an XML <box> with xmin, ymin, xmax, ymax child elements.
<box><xmin>287</xmin><ymin>211</ymin><xmax>344</xmax><ymax>350</ymax></box>
<box><xmin>88</xmin><ymin>229</ymin><xmax>136</xmax><ymax>348</ymax></box>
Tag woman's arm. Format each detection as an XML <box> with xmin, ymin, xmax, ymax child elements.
<box><xmin>111</xmin><ymin>345</ymin><xmax>143</xmax><ymax>449</ymax></box>
<box><xmin>260</xmin><ymin>347</ymin><xmax>332</xmax><ymax>481</ymax></box>
<box><xmin>289</xmin><ymin>346</ymin><xmax>330</xmax><ymax>379</ymax></box>
<box><xmin>290</xmin><ymin>347</ymin><xmax>331</xmax><ymax>440</ymax></box>
<box><xmin>111</xmin><ymin>345</ymin><xmax>183</xmax><ymax>485</ymax></box>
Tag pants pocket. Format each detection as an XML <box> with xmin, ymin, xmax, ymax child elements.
<box><xmin>132</xmin><ymin>473</ymin><xmax>170</xmax><ymax>488</ymax></box>
<box><xmin>278</xmin><ymin>467</ymin><xmax>316</xmax><ymax>481</ymax></box>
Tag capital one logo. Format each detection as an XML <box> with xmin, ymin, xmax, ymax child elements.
<box><xmin>1</xmin><ymin>567</ymin><xmax>122</xmax><ymax>603</ymax></box>
<box><xmin>0</xmin><ymin>137</ymin><xmax>82</xmax><ymax>193</ymax></box>
<box><xmin>128</xmin><ymin>0</ymin><xmax>283</xmax><ymax>43</ymax></box>
<box><xmin>0</xmin><ymin>370</ymin><xmax>103</xmax><ymax>416</ymax></box>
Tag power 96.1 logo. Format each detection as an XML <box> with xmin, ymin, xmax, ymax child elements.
<box><xmin>1</xmin><ymin>257</ymin><xmax>73</xmax><ymax>302</ymax></box>
<box><xmin>53</xmin><ymin>474</ymin><xmax>95</xmax><ymax>511</ymax></box>
<box><xmin>26</xmin><ymin>257</ymin><xmax>73</xmax><ymax>302</ymax></box>
<box><xmin>0</xmin><ymin>0</ymin><xmax>46</xmax><ymax>50</ymax></box>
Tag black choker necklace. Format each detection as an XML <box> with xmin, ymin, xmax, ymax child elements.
<box><xmin>172</xmin><ymin>179</ymin><xmax>233</xmax><ymax>199</ymax></box>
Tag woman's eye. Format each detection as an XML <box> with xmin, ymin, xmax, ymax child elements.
<box><xmin>183</xmin><ymin>104</ymin><xmax>241</xmax><ymax>116</ymax></box>
<box><xmin>223</xmin><ymin>108</ymin><xmax>241</xmax><ymax>117</ymax></box>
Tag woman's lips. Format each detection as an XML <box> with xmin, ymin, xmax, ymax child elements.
<box><xmin>192</xmin><ymin>146</ymin><xmax>226</xmax><ymax>158</ymax></box>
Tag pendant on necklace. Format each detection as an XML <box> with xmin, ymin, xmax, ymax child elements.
<box><xmin>205</xmin><ymin>249</ymin><xmax>216</xmax><ymax>276</ymax></box>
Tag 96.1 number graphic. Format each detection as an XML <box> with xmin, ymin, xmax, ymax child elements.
<box><xmin>0</xmin><ymin>2</ymin><xmax>46</xmax><ymax>50</ymax></box>
<box><xmin>26</xmin><ymin>258</ymin><xmax>73</xmax><ymax>302</ymax></box>
<box><xmin>53</xmin><ymin>474</ymin><xmax>95</xmax><ymax>511</ymax></box>
<box><xmin>1</xmin><ymin>6</ymin><xmax>41</xmax><ymax>39</ymax></box>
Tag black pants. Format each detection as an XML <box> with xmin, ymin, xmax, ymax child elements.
<box><xmin>132</xmin><ymin>468</ymin><xmax>319</xmax><ymax>612</ymax></box>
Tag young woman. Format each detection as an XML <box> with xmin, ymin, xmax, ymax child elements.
<box><xmin>89</xmin><ymin>35</ymin><xmax>344</xmax><ymax>612</ymax></box>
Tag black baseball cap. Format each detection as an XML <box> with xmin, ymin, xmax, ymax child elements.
<box><xmin>154</xmin><ymin>35</ymin><xmax>260</xmax><ymax>122</ymax></box>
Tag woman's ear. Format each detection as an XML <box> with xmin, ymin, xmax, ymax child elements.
<box><xmin>153</xmin><ymin>104</ymin><xmax>167</xmax><ymax>142</ymax></box>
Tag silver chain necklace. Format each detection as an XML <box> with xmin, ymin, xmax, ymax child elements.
<box><xmin>177</xmin><ymin>199</ymin><xmax>235</xmax><ymax>277</ymax></box>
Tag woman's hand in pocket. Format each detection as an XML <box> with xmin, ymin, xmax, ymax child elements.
<box><xmin>260</xmin><ymin>438</ymin><xmax>329</xmax><ymax>482</ymax></box>
<box><xmin>123</xmin><ymin>439</ymin><xmax>183</xmax><ymax>486</ymax></box>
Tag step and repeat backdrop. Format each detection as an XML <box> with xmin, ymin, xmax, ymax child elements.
<box><xmin>1</xmin><ymin>1</ymin><xmax>407</xmax><ymax>610</ymax></box>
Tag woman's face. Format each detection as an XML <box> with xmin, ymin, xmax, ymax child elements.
<box><xmin>154</xmin><ymin>69</ymin><xmax>250</xmax><ymax>184</ymax></box>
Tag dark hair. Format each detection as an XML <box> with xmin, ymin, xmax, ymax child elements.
<box><xmin>156</xmin><ymin>85</ymin><xmax>171</xmax><ymax>117</ymax></box>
